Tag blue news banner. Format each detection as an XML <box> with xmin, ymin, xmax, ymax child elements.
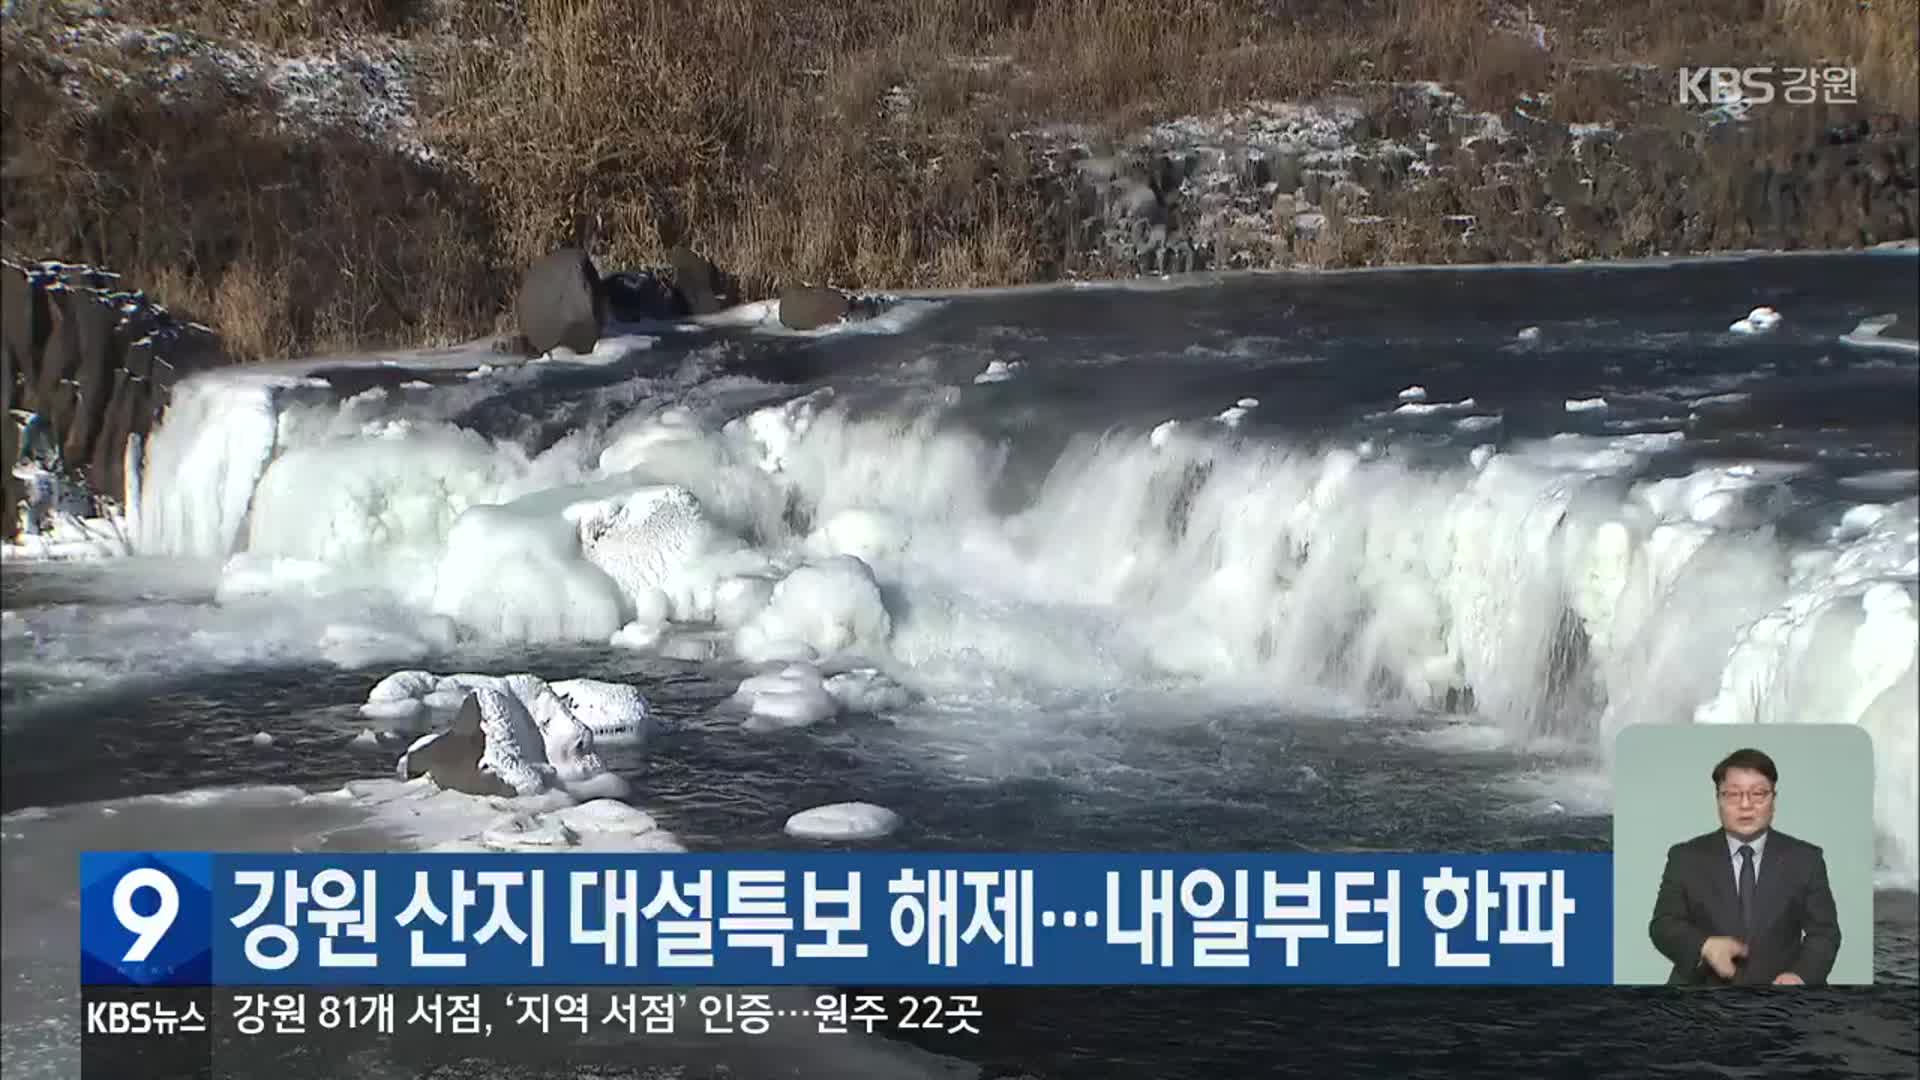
<box><xmin>81</xmin><ymin>851</ymin><xmax>1613</xmax><ymax>987</ymax></box>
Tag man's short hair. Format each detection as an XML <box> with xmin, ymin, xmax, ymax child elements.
<box><xmin>1712</xmin><ymin>747</ymin><xmax>1778</xmax><ymax>787</ymax></box>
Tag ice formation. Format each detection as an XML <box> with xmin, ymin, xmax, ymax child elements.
<box><xmin>784</xmin><ymin>802</ymin><xmax>903</xmax><ymax>841</ymax></box>
<box><xmin>114</xmin><ymin>357</ymin><xmax>1920</xmax><ymax>884</ymax></box>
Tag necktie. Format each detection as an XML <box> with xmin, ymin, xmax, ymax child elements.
<box><xmin>1737</xmin><ymin>845</ymin><xmax>1756</xmax><ymax>934</ymax></box>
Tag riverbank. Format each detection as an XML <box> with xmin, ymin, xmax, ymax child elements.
<box><xmin>3</xmin><ymin>0</ymin><xmax>1916</xmax><ymax>362</ymax></box>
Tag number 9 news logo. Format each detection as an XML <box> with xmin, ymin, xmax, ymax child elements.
<box><xmin>79</xmin><ymin>853</ymin><xmax>214</xmax><ymax>986</ymax></box>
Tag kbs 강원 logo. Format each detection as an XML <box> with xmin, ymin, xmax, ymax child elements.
<box><xmin>1677</xmin><ymin>66</ymin><xmax>1859</xmax><ymax>116</ymax></box>
<box><xmin>79</xmin><ymin>852</ymin><xmax>214</xmax><ymax>986</ymax></box>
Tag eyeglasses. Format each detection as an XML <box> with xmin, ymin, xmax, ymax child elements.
<box><xmin>1717</xmin><ymin>788</ymin><xmax>1774</xmax><ymax>805</ymax></box>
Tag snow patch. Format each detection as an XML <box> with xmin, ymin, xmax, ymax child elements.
<box><xmin>332</xmin><ymin>779</ymin><xmax>685</xmax><ymax>853</ymax></box>
<box><xmin>44</xmin><ymin>21</ymin><xmax>436</xmax><ymax>163</ymax></box>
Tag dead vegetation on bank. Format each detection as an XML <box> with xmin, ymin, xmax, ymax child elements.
<box><xmin>3</xmin><ymin>0</ymin><xmax>1914</xmax><ymax>358</ymax></box>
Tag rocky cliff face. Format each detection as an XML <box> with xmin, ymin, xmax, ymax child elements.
<box><xmin>3</xmin><ymin>260</ymin><xmax>231</xmax><ymax>539</ymax></box>
<box><xmin>1024</xmin><ymin>79</ymin><xmax>1917</xmax><ymax>276</ymax></box>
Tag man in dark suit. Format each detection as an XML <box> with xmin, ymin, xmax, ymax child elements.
<box><xmin>1648</xmin><ymin>747</ymin><xmax>1842</xmax><ymax>986</ymax></box>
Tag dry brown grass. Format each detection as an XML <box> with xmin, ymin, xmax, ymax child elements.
<box><xmin>429</xmin><ymin>0</ymin><xmax>1372</xmax><ymax>291</ymax></box>
<box><xmin>2</xmin><ymin>0</ymin><xmax>1912</xmax><ymax>358</ymax></box>
<box><xmin>435</xmin><ymin>0</ymin><xmax>1915</xmax><ymax>289</ymax></box>
<box><xmin>208</xmin><ymin>260</ymin><xmax>293</xmax><ymax>362</ymax></box>
<box><xmin>1775</xmin><ymin>0</ymin><xmax>1920</xmax><ymax>116</ymax></box>
<box><xmin>426</xmin><ymin>0</ymin><xmax>1065</xmax><ymax>294</ymax></box>
<box><xmin>1</xmin><ymin>11</ymin><xmax>504</xmax><ymax>360</ymax></box>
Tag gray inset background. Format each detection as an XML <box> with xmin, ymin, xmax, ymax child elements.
<box><xmin>1611</xmin><ymin>723</ymin><xmax>1876</xmax><ymax>985</ymax></box>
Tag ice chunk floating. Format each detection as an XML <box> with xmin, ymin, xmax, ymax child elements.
<box><xmin>734</xmin><ymin>664</ymin><xmax>839</xmax><ymax>730</ymax></box>
<box><xmin>785</xmin><ymin>802</ymin><xmax>902</xmax><ymax>841</ymax></box>
<box><xmin>973</xmin><ymin>359</ymin><xmax>1024</xmax><ymax>384</ymax></box>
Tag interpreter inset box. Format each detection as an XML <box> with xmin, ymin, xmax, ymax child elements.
<box><xmin>1611</xmin><ymin>724</ymin><xmax>1875</xmax><ymax>986</ymax></box>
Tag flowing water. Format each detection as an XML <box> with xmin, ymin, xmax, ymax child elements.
<box><xmin>4</xmin><ymin>253</ymin><xmax>1917</xmax><ymax>1078</ymax></box>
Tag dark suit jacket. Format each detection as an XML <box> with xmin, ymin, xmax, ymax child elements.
<box><xmin>1648</xmin><ymin>829</ymin><xmax>1841</xmax><ymax>986</ymax></box>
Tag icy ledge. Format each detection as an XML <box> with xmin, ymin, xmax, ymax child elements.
<box><xmin>1</xmin><ymin>503</ymin><xmax>131</xmax><ymax>562</ymax></box>
<box><xmin>305</xmin><ymin>779</ymin><xmax>685</xmax><ymax>854</ymax></box>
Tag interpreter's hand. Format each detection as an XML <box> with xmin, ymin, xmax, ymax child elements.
<box><xmin>1773</xmin><ymin>972</ymin><xmax>1805</xmax><ymax>986</ymax></box>
<box><xmin>1700</xmin><ymin>936</ymin><xmax>1747</xmax><ymax>979</ymax></box>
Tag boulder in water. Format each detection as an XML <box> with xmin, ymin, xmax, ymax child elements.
<box><xmin>390</xmin><ymin>675</ymin><xmax>636</xmax><ymax>800</ymax></box>
<box><xmin>518</xmin><ymin>248</ymin><xmax>606</xmax><ymax>355</ymax></box>
<box><xmin>669</xmin><ymin>246</ymin><xmax>736</xmax><ymax>315</ymax></box>
<box><xmin>398</xmin><ymin>695</ymin><xmax>518</xmax><ymax>798</ymax></box>
<box><xmin>778</xmin><ymin>285</ymin><xmax>851</xmax><ymax>330</ymax></box>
